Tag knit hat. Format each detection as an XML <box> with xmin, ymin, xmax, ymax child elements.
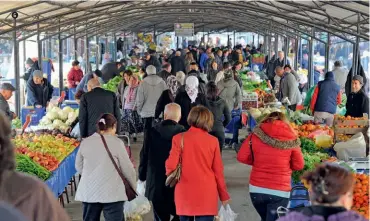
<box><xmin>32</xmin><ymin>70</ymin><xmax>43</xmax><ymax>78</ymax></box>
<box><xmin>26</xmin><ymin>57</ymin><xmax>34</xmax><ymax>65</ymax></box>
<box><xmin>224</xmin><ymin>70</ymin><xmax>233</xmax><ymax>81</ymax></box>
<box><xmin>352</xmin><ymin>75</ymin><xmax>364</xmax><ymax>85</ymax></box>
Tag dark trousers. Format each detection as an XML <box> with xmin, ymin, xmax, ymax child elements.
<box><xmin>210</xmin><ymin>130</ymin><xmax>225</xmax><ymax>152</ymax></box>
<box><xmin>82</xmin><ymin>201</ymin><xmax>124</xmax><ymax>221</ymax></box>
<box><xmin>179</xmin><ymin>216</ymin><xmax>214</xmax><ymax>221</ymax></box>
<box><xmin>288</xmin><ymin>104</ymin><xmax>297</xmax><ymax>111</ymax></box>
<box><xmin>153</xmin><ymin>201</ymin><xmax>179</xmax><ymax>221</ymax></box>
<box><xmin>142</xmin><ymin>117</ymin><xmax>154</xmax><ymax>139</ymax></box>
<box><xmin>250</xmin><ymin>193</ymin><xmax>289</xmax><ymax>221</ymax></box>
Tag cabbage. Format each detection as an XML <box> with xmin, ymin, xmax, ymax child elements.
<box><xmin>63</xmin><ymin>106</ymin><xmax>74</xmax><ymax>114</ymax></box>
<box><xmin>68</xmin><ymin>112</ymin><xmax>77</xmax><ymax>122</ymax></box>
<box><xmin>39</xmin><ymin>117</ymin><xmax>52</xmax><ymax>126</ymax></box>
<box><xmin>58</xmin><ymin>110</ymin><xmax>68</xmax><ymax>121</ymax></box>
<box><xmin>262</xmin><ymin>109</ymin><xmax>271</xmax><ymax>115</ymax></box>
<box><xmin>46</xmin><ymin>111</ymin><xmax>59</xmax><ymax>120</ymax></box>
<box><xmin>250</xmin><ymin>109</ymin><xmax>262</xmax><ymax>118</ymax></box>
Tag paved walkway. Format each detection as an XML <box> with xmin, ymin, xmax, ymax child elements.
<box><xmin>65</xmin><ymin>135</ymin><xmax>260</xmax><ymax>221</ymax></box>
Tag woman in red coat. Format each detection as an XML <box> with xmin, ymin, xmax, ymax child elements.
<box><xmin>237</xmin><ymin>112</ymin><xmax>304</xmax><ymax>221</ymax></box>
<box><xmin>166</xmin><ymin>105</ymin><xmax>230</xmax><ymax>221</ymax></box>
<box><xmin>67</xmin><ymin>60</ymin><xmax>83</xmax><ymax>88</ymax></box>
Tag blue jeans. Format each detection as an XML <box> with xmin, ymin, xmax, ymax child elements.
<box><xmin>180</xmin><ymin>216</ymin><xmax>214</xmax><ymax>221</ymax></box>
<box><xmin>82</xmin><ymin>201</ymin><xmax>124</xmax><ymax>221</ymax></box>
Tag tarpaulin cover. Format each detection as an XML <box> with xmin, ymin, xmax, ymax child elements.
<box><xmin>45</xmin><ymin>147</ymin><xmax>79</xmax><ymax>197</ymax></box>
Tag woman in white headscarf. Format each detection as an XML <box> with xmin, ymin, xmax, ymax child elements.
<box><xmin>155</xmin><ymin>75</ymin><xmax>181</xmax><ymax>119</ymax></box>
<box><xmin>175</xmin><ymin>76</ymin><xmax>209</xmax><ymax>129</ymax></box>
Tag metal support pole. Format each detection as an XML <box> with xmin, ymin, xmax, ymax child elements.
<box><xmin>58</xmin><ymin>21</ymin><xmax>63</xmax><ymax>94</ymax></box>
<box><xmin>257</xmin><ymin>34</ymin><xmax>260</xmax><ymax>47</ymax></box>
<box><xmin>227</xmin><ymin>33</ymin><xmax>230</xmax><ymax>48</ymax></box>
<box><xmin>325</xmin><ymin>33</ymin><xmax>330</xmax><ymax>72</ymax></box>
<box><xmin>13</xmin><ymin>14</ymin><xmax>20</xmax><ymax>115</ymax></box>
<box><xmin>96</xmin><ymin>36</ymin><xmax>99</xmax><ymax>70</ymax></box>
<box><xmin>308</xmin><ymin>28</ymin><xmax>315</xmax><ymax>87</ymax></box>
<box><xmin>23</xmin><ymin>40</ymin><xmax>26</xmax><ymax>72</ymax></box>
<box><xmin>274</xmin><ymin>35</ymin><xmax>278</xmax><ymax>57</ymax></box>
<box><xmin>123</xmin><ymin>33</ymin><xmax>127</xmax><ymax>59</ymax></box>
<box><xmin>352</xmin><ymin>13</ymin><xmax>361</xmax><ymax>77</ymax></box>
<box><xmin>252</xmin><ymin>35</ymin><xmax>255</xmax><ymax>47</ymax></box>
<box><xmin>284</xmin><ymin>37</ymin><xmax>289</xmax><ymax>65</ymax></box>
<box><xmin>153</xmin><ymin>25</ymin><xmax>157</xmax><ymax>44</ymax></box>
<box><xmin>47</xmin><ymin>34</ymin><xmax>52</xmax><ymax>59</ymax></box>
<box><xmin>74</xmin><ymin>27</ymin><xmax>77</xmax><ymax>60</ymax></box>
<box><xmin>113</xmin><ymin>33</ymin><xmax>117</xmax><ymax>61</ymax></box>
<box><xmin>85</xmin><ymin>32</ymin><xmax>89</xmax><ymax>74</ymax></box>
<box><xmin>37</xmin><ymin>22</ymin><xmax>42</xmax><ymax>72</ymax></box>
<box><xmin>176</xmin><ymin>36</ymin><xmax>179</xmax><ymax>49</ymax></box>
<box><xmin>294</xmin><ymin>38</ymin><xmax>299</xmax><ymax>70</ymax></box>
<box><xmin>233</xmin><ymin>31</ymin><xmax>236</xmax><ymax>48</ymax></box>
<box><xmin>263</xmin><ymin>35</ymin><xmax>267</xmax><ymax>54</ymax></box>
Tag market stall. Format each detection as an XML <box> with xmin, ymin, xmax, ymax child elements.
<box><xmin>239</xmin><ymin>70</ymin><xmax>369</xmax><ymax>219</ymax></box>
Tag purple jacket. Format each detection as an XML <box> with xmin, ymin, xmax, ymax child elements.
<box><xmin>278</xmin><ymin>210</ymin><xmax>367</xmax><ymax>221</ymax></box>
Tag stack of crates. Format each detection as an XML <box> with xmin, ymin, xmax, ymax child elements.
<box><xmin>68</xmin><ymin>88</ymin><xmax>77</xmax><ymax>101</ymax></box>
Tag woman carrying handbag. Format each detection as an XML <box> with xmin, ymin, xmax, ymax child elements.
<box><xmin>75</xmin><ymin>113</ymin><xmax>136</xmax><ymax>221</ymax></box>
<box><xmin>166</xmin><ymin>106</ymin><xmax>230</xmax><ymax>221</ymax></box>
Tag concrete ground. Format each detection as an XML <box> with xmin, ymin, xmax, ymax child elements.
<box><xmin>65</xmin><ymin>134</ymin><xmax>260</xmax><ymax>221</ymax></box>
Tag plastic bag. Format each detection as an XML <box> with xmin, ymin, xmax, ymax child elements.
<box><xmin>124</xmin><ymin>195</ymin><xmax>151</xmax><ymax>220</ymax></box>
<box><xmin>217</xmin><ymin>205</ymin><xmax>238</xmax><ymax>221</ymax></box>
<box><xmin>136</xmin><ymin>180</ymin><xmax>146</xmax><ymax>196</ymax></box>
<box><xmin>334</xmin><ymin>132</ymin><xmax>366</xmax><ymax>161</ymax></box>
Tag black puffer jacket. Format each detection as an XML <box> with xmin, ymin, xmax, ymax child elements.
<box><xmin>138</xmin><ymin>120</ymin><xmax>185</xmax><ymax>203</ymax></box>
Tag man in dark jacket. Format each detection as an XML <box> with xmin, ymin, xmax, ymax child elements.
<box><xmin>310</xmin><ymin>72</ymin><xmax>341</xmax><ymax>126</ymax></box>
<box><xmin>0</xmin><ymin>83</ymin><xmax>16</xmax><ymax>121</ymax></box>
<box><xmin>214</xmin><ymin>49</ymin><xmax>223</xmax><ymax>72</ymax></box>
<box><xmin>101</xmin><ymin>62</ymin><xmax>118</xmax><ymax>83</ymax></box>
<box><xmin>346</xmin><ymin>75</ymin><xmax>369</xmax><ymax>118</ymax></box>
<box><xmin>157</xmin><ymin>63</ymin><xmax>172</xmax><ymax>81</ymax></box>
<box><xmin>79</xmin><ymin>78</ymin><xmax>121</xmax><ymax>138</ymax></box>
<box><xmin>139</xmin><ymin>103</ymin><xmax>185</xmax><ymax>221</ymax></box>
<box><xmin>26</xmin><ymin>70</ymin><xmax>53</xmax><ymax>108</ymax></box>
<box><xmin>23</xmin><ymin>58</ymin><xmax>40</xmax><ymax>82</ymax></box>
<box><xmin>170</xmin><ymin>50</ymin><xmax>186</xmax><ymax>75</ymax></box>
<box><xmin>143</xmin><ymin>52</ymin><xmax>161</xmax><ymax>73</ymax></box>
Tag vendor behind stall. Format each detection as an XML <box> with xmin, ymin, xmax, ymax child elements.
<box><xmin>346</xmin><ymin>75</ymin><xmax>369</xmax><ymax>118</ymax></box>
<box><xmin>0</xmin><ymin>83</ymin><xmax>16</xmax><ymax>121</ymax></box>
<box><xmin>26</xmin><ymin>70</ymin><xmax>53</xmax><ymax>108</ymax></box>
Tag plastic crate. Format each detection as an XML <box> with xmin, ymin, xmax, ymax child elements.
<box><xmin>61</xmin><ymin>100</ymin><xmax>79</xmax><ymax>109</ymax></box>
<box><xmin>21</xmin><ymin>107</ymin><xmax>46</xmax><ymax>126</ymax></box>
<box><xmin>68</xmin><ymin>88</ymin><xmax>77</xmax><ymax>100</ymax></box>
<box><xmin>42</xmin><ymin>59</ymin><xmax>52</xmax><ymax>82</ymax></box>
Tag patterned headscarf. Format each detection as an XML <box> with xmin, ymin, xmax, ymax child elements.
<box><xmin>185</xmin><ymin>76</ymin><xmax>199</xmax><ymax>103</ymax></box>
<box><xmin>166</xmin><ymin>75</ymin><xmax>180</xmax><ymax>98</ymax></box>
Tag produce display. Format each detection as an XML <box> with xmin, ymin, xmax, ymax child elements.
<box><xmin>292</xmin><ymin>151</ymin><xmax>329</xmax><ymax>183</ymax></box>
<box><xmin>352</xmin><ymin>173</ymin><xmax>369</xmax><ymax>219</ymax></box>
<box><xmin>249</xmin><ymin>107</ymin><xmax>284</xmax><ymax>121</ymax></box>
<box><xmin>16</xmin><ymin>154</ymin><xmax>51</xmax><ymax>181</ymax></box>
<box><xmin>251</xmin><ymin>53</ymin><xmax>265</xmax><ymax>64</ymax></box>
<box><xmin>290</xmin><ymin>122</ymin><xmax>334</xmax><ymax>139</ymax></box>
<box><xmin>13</xmin><ymin>133</ymin><xmax>79</xmax><ymax>161</ymax></box>
<box><xmin>12</xmin><ymin>118</ymin><xmax>21</xmax><ymax>129</ymax></box>
<box><xmin>38</xmin><ymin>106</ymin><xmax>78</xmax><ymax>133</ymax></box>
<box><xmin>102</xmin><ymin>76</ymin><xmax>123</xmax><ymax>92</ymax></box>
<box><xmin>16</xmin><ymin>147</ymin><xmax>59</xmax><ymax>171</ymax></box>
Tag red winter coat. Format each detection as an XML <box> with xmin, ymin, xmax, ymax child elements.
<box><xmin>67</xmin><ymin>68</ymin><xmax>83</xmax><ymax>88</ymax></box>
<box><xmin>237</xmin><ymin>120</ymin><xmax>304</xmax><ymax>191</ymax></box>
<box><xmin>165</xmin><ymin>127</ymin><xmax>230</xmax><ymax>216</ymax></box>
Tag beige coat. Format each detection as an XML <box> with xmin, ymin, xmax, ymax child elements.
<box><xmin>0</xmin><ymin>171</ymin><xmax>70</xmax><ymax>221</ymax></box>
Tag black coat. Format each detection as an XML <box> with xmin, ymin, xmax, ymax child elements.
<box><xmin>208</xmin><ymin>97</ymin><xmax>231</xmax><ymax>132</ymax></box>
<box><xmin>143</xmin><ymin>56</ymin><xmax>161</xmax><ymax>73</ymax></box>
<box><xmin>101</xmin><ymin>62</ymin><xmax>118</xmax><ymax>83</ymax></box>
<box><xmin>23</xmin><ymin>62</ymin><xmax>40</xmax><ymax>82</ymax></box>
<box><xmin>170</xmin><ymin>56</ymin><xmax>186</xmax><ymax>75</ymax></box>
<box><xmin>175</xmin><ymin>90</ymin><xmax>209</xmax><ymax>129</ymax></box>
<box><xmin>138</xmin><ymin>120</ymin><xmax>185</xmax><ymax>203</ymax></box>
<box><xmin>345</xmin><ymin>90</ymin><xmax>369</xmax><ymax>118</ymax></box>
<box><xmin>155</xmin><ymin>89</ymin><xmax>174</xmax><ymax>119</ymax></box>
<box><xmin>26</xmin><ymin>78</ymin><xmax>53</xmax><ymax>107</ymax></box>
<box><xmin>157</xmin><ymin>70</ymin><xmax>173</xmax><ymax>81</ymax></box>
<box><xmin>79</xmin><ymin>87</ymin><xmax>121</xmax><ymax>138</ymax></box>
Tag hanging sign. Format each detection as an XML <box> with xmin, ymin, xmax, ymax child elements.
<box><xmin>174</xmin><ymin>23</ymin><xmax>194</xmax><ymax>36</ymax></box>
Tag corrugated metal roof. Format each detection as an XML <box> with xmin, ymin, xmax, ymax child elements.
<box><xmin>0</xmin><ymin>0</ymin><xmax>368</xmax><ymax>41</ymax></box>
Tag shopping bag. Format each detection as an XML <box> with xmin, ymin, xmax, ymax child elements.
<box><xmin>124</xmin><ymin>195</ymin><xmax>151</xmax><ymax>220</ymax></box>
<box><xmin>136</xmin><ymin>180</ymin><xmax>146</xmax><ymax>196</ymax></box>
<box><xmin>334</xmin><ymin>132</ymin><xmax>366</xmax><ymax>161</ymax></box>
<box><xmin>217</xmin><ymin>205</ymin><xmax>238</xmax><ymax>221</ymax></box>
